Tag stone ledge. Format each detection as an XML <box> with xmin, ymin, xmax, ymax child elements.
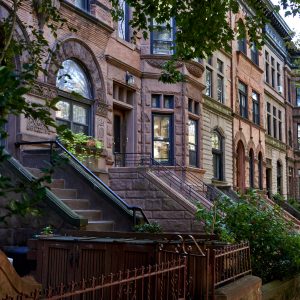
<box><xmin>215</xmin><ymin>275</ymin><xmax>262</xmax><ymax>300</ymax></box>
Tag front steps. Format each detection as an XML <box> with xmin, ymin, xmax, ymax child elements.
<box><xmin>27</xmin><ymin>168</ymin><xmax>115</xmax><ymax>232</ymax></box>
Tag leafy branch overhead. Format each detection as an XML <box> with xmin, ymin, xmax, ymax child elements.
<box><xmin>110</xmin><ymin>0</ymin><xmax>300</xmax><ymax>82</ymax></box>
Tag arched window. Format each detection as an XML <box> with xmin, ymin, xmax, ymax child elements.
<box><xmin>258</xmin><ymin>152</ymin><xmax>263</xmax><ymax>190</ymax></box>
<box><xmin>212</xmin><ymin>131</ymin><xmax>223</xmax><ymax>181</ymax></box>
<box><xmin>249</xmin><ymin>149</ymin><xmax>254</xmax><ymax>188</ymax></box>
<box><xmin>56</xmin><ymin>59</ymin><xmax>93</xmax><ymax>134</ymax></box>
<box><xmin>277</xmin><ymin>161</ymin><xmax>282</xmax><ymax>194</ymax></box>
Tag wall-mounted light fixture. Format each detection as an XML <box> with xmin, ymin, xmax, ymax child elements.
<box><xmin>126</xmin><ymin>71</ymin><xmax>135</xmax><ymax>85</ymax></box>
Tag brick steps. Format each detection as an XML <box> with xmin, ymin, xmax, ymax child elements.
<box><xmin>26</xmin><ymin>168</ymin><xmax>115</xmax><ymax>232</ymax></box>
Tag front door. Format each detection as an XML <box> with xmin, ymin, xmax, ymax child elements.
<box><xmin>266</xmin><ymin>168</ymin><xmax>272</xmax><ymax>198</ymax></box>
<box><xmin>113</xmin><ymin>114</ymin><xmax>124</xmax><ymax>153</ymax></box>
<box><xmin>236</xmin><ymin>141</ymin><xmax>245</xmax><ymax>192</ymax></box>
<box><xmin>152</xmin><ymin>114</ymin><xmax>173</xmax><ymax>165</ymax></box>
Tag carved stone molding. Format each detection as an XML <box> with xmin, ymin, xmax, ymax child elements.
<box><xmin>26</xmin><ymin>115</ymin><xmax>50</xmax><ymax>134</ymax></box>
<box><xmin>145</xmin><ymin>59</ymin><xmax>183</xmax><ymax>69</ymax></box>
<box><xmin>29</xmin><ymin>82</ymin><xmax>58</xmax><ymax>99</ymax></box>
<box><xmin>96</xmin><ymin>101</ymin><xmax>108</xmax><ymax>117</ymax></box>
<box><xmin>185</xmin><ymin>62</ymin><xmax>203</xmax><ymax>78</ymax></box>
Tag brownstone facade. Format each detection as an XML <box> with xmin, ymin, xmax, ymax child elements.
<box><xmin>2</xmin><ymin>0</ymin><xmax>300</xmax><ymax>204</ymax></box>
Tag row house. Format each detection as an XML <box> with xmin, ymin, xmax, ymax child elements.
<box><xmin>2</xmin><ymin>0</ymin><xmax>300</xmax><ymax>237</ymax></box>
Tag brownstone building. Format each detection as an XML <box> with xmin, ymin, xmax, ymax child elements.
<box><xmin>2</xmin><ymin>0</ymin><xmax>300</xmax><ymax>236</ymax></box>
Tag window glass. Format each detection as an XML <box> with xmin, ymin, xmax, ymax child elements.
<box><xmin>152</xmin><ymin>19</ymin><xmax>174</xmax><ymax>55</ymax></box>
<box><xmin>217</xmin><ymin>75</ymin><xmax>224</xmax><ymax>103</ymax></box>
<box><xmin>188</xmin><ymin>119</ymin><xmax>198</xmax><ymax>167</ymax></box>
<box><xmin>206</xmin><ymin>68</ymin><xmax>212</xmax><ymax>97</ymax></box>
<box><xmin>296</xmin><ymin>88</ymin><xmax>300</xmax><ymax>106</ymax></box>
<box><xmin>212</xmin><ymin>131</ymin><xmax>223</xmax><ymax>181</ymax></box>
<box><xmin>56</xmin><ymin>101</ymin><xmax>70</xmax><ymax>120</ymax></box>
<box><xmin>217</xmin><ymin>59</ymin><xmax>223</xmax><ymax>73</ymax></box>
<box><xmin>56</xmin><ymin>59</ymin><xmax>92</xmax><ymax>99</ymax></box>
<box><xmin>74</xmin><ymin>0</ymin><xmax>89</xmax><ymax>11</ymax></box>
<box><xmin>152</xmin><ymin>94</ymin><xmax>161</xmax><ymax>108</ymax></box>
<box><xmin>164</xmin><ymin>95</ymin><xmax>174</xmax><ymax>109</ymax></box>
<box><xmin>252</xmin><ymin>91</ymin><xmax>260</xmax><ymax>125</ymax></box>
<box><xmin>118</xmin><ymin>0</ymin><xmax>129</xmax><ymax>41</ymax></box>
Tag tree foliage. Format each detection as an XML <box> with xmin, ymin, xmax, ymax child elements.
<box><xmin>0</xmin><ymin>0</ymin><xmax>69</xmax><ymax>223</ymax></box>
<box><xmin>196</xmin><ymin>190</ymin><xmax>300</xmax><ymax>283</ymax></box>
<box><xmin>110</xmin><ymin>0</ymin><xmax>300</xmax><ymax>82</ymax></box>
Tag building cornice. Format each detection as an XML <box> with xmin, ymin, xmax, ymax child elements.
<box><xmin>105</xmin><ymin>55</ymin><xmax>142</xmax><ymax>77</ymax></box>
<box><xmin>203</xmin><ymin>95</ymin><xmax>233</xmax><ymax>121</ymax></box>
<box><xmin>265</xmin><ymin>134</ymin><xmax>287</xmax><ymax>152</ymax></box>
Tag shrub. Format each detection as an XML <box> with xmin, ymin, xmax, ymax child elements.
<box><xmin>196</xmin><ymin>189</ymin><xmax>300</xmax><ymax>283</ymax></box>
<box><xmin>134</xmin><ymin>222</ymin><xmax>162</xmax><ymax>233</ymax></box>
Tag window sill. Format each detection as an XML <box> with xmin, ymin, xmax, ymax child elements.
<box><xmin>212</xmin><ymin>179</ymin><xmax>229</xmax><ymax>187</ymax></box>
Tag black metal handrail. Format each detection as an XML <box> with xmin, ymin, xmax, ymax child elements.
<box><xmin>15</xmin><ymin>140</ymin><xmax>149</xmax><ymax>226</ymax></box>
<box><xmin>114</xmin><ymin>152</ymin><xmax>222</xmax><ymax>206</ymax></box>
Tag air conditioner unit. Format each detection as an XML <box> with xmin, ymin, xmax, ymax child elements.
<box><xmin>278</xmin><ymin>85</ymin><xmax>283</xmax><ymax>94</ymax></box>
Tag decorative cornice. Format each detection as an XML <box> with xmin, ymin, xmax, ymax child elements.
<box><xmin>265</xmin><ymin>134</ymin><xmax>287</xmax><ymax>152</ymax></box>
<box><xmin>203</xmin><ymin>95</ymin><xmax>233</xmax><ymax>120</ymax></box>
<box><xmin>105</xmin><ymin>55</ymin><xmax>142</xmax><ymax>77</ymax></box>
<box><xmin>29</xmin><ymin>82</ymin><xmax>58</xmax><ymax>99</ymax></box>
<box><xmin>185</xmin><ymin>61</ymin><xmax>204</xmax><ymax>78</ymax></box>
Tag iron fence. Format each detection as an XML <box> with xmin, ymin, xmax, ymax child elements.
<box><xmin>213</xmin><ymin>242</ymin><xmax>252</xmax><ymax>288</ymax></box>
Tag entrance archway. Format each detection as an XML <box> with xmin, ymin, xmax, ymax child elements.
<box><xmin>236</xmin><ymin>141</ymin><xmax>246</xmax><ymax>192</ymax></box>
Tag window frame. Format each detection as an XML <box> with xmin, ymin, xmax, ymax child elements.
<box><xmin>252</xmin><ymin>91</ymin><xmax>260</xmax><ymax>125</ymax></box>
<box><xmin>238</xmin><ymin>81</ymin><xmax>248</xmax><ymax>119</ymax></box>
<box><xmin>212</xmin><ymin>130</ymin><xmax>224</xmax><ymax>181</ymax></box>
<box><xmin>188</xmin><ymin>118</ymin><xmax>199</xmax><ymax>168</ymax></box>
<box><xmin>151</xmin><ymin>18</ymin><xmax>176</xmax><ymax>55</ymax></box>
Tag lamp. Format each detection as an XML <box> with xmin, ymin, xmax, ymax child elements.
<box><xmin>125</xmin><ymin>71</ymin><xmax>135</xmax><ymax>85</ymax></box>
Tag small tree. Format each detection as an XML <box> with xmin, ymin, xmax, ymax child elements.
<box><xmin>0</xmin><ymin>0</ymin><xmax>72</xmax><ymax>224</ymax></box>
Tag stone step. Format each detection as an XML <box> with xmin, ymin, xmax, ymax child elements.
<box><xmin>62</xmin><ymin>199</ymin><xmax>90</xmax><ymax>210</ymax></box>
<box><xmin>74</xmin><ymin>210</ymin><xmax>102</xmax><ymax>221</ymax></box>
<box><xmin>45</xmin><ymin>179</ymin><xmax>65</xmax><ymax>189</ymax></box>
<box><xmin>86</xmin><ymin>221</ymin><xmax>114</xmax><ymax>232</ymax></box>
<box><xmin>26</xmin><ymin>167</ymin><xmax>43</xmax><ymax>178</ymax></box>
<box><xmin>51</xmin><ymin>188</ymin><xmax>77</xmax><ymax>199</ymax></box>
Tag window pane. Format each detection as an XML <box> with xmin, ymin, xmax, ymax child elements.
<box><xmin>188</xmin><ymin>119</ymin><xmax>197</xmax><ymax>145</ymax></box>
<box><xmin>152</xmin><ymin>94</ymin><xmax>160</xmax><ymax>108</ymax></box>
<box><xmin>56</xmin><ymin>101</ymin><xmax>70</xmax><ymax>120</ymax></box>
<box><xmin>73</xmin><ymin>105</ymin><xmax>87</xmax><ymax>125</ymax></box>
<box><xmin>211</xmin><ymin>132</ymin><xmax>220</xmax><ymax>150</ymax></box>
<box><xmin>217</xmin><ymin>76</ymin><xmax>224</xmax><ymax>102</ymax></box>
<box><xmin>73</xmin><ymin>124</ymin><xmax>88</xmax><ymax>134</ymax></box>
<box><xmin>206</xmin><ymin>68</ymin><xmax>212</xmax><ymax>97</ymax></box>
<box><xmin>56</xmin><ymin>59</ymin><xmax>92</xmax><ymax>99</ymax></box>
<box><xmin>164</xmin><ymin>95</ymin><xmax>174</xmax><ymax>108</ymax></box>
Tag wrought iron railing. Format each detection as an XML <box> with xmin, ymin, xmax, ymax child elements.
<box><xmin>15</xmin><ymin>141</ymin><xmax>148</xmax><ymax>226</ymax></box>
<box><xmin>213</xmin><ymin>242</ymin><xmax>252</xmax><ymax>288</ymax></box>
<box><xmin>114</xmin><ymin>152</ymin><xmax>223</xmax><ymax>205</ymax></box>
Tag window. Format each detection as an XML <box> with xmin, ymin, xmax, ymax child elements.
<box><xmin>273</xmin><ymin>107</ymin><xmax>277</xmax><ymax>139</ymax></box>
<box><xmin>238</xmin><ymin>81</ymin><xmax>248</xmax><ymax>118</ymax></box>
<box><xmin>296</xmin><ymin>87</ymin><xmax>300</xmax><ymax>106</ymax></box>
<box><xmin>153</xmin><ymin>114</ymin><xmax>173</xmax><ymax>164</ymax></box>
<box><xmin>113</xmin><ymin>82</ymin><xmax>134</xmax><ymax>104</ymax></box>
<box><xmin>188</xmin><ymin>98</ymin><xmax>200</xmax><ymax>115</ymax></box>
<box><xmin>258</xmin><ymin>152</ymin><xmax>263</xmax><ymax>190</ymax></box>
<box><xmin>277</xmin><ymin>161</ymin><xmax>282</xmax><ymax>194</ymax></box>
<box><xmin>212</xmin><ymin>131</ymin><xmax>223</xmax><ymax>181</ymax></box>
<box><xmin>278</xmin><ymin>110</ymin><xmax>282</xmax><ymax>141</ymax></box>
<box><xmin>118</xmin><ymin>0</ymin><xmax>130</xmax><ymax>41</ymax></box>
<box><xmin>151</xmin><ymin>94</ymin><xmax>174</xmax><ymax>109</ymax></box>
<box><xmin>188</xmin><ymin>119</ymin><xmax>198</xmax><ymax>167</ymax></box>
<box><xmin>152</xmin><ymin>19</ymin><xmax>174</xmax><ymax>55</ymax></box>
<box><xmin>163</xmin><ymin>95</ymin><xmax>174</xmax><ymax>109</ymax></box>
<box><xmin>249</xmin><ymin>149</ymin><xmax>255</xmax><ymax>188</ymax></box>
<box><xmin>217</xmin><ymin>75</ymin><xmax>224</xmax><ymax>103</ymax></box>
<box><xmin>56</xmin><ymin>59</ymin><xmax>92</xmax><ymax>134</ymax></box>
<box><xmin>217</xmin><ymin>59</ymin><xmax>223</xmax><ymax>73</ymax></box>
<box><xmin>288</xmin><ymin>78</ymin><xmax>291</xmax><ymax>102</ymax></box>
<box><xmin>207</xmin><ymin>56</ymin><xmax>212</xmax><ymax>65</ymax></box>
<box><xmin>238</xmin><ymin>38</ymin><xmax>247</xmax><ymax>54</ymax></box>
<box><xmin>250</xmin><ymin>43</ymin><xmax>259</xmax><ymax>65</ymax></box>
<box><xmin>152</xmin><ymin>94</ymin><xmax>160</xmax><ymax>108</ymax></box>
<box><xmin>267</xmin><ymin>102</ymin><xmax>271</xmax><ymax>135</ymax></box>
<box><xmin>205</xmin><ymin>68</ymin><xmax>212</xmax><ymax>97</ymax></box>
<box><xmin>271</xmin><ymin>57</ymin><xmax>275</xmax><ymax>88</ymax></box>
<box><xmin>277</xmin><ymin>63</ymin><xmax>281</xmax><ymax>92</ymax></box>
<box><xmin>298</xmin><ymin>124</ymin><xmax>300</xmax><ymax>149</ymax></box>
<box><xmin>252</xmin><ymin>91</ymin><xmax>260</xmax><ymax>125</ymax></box>
<box><xmin>74</xmin><ymin>0</ymin><xmax>89</xmax><ymax>11</ymax></box>
<box><xmin>265</xmin><ymin>51</ymin><xmax>270</xmax><ymax>83</ymax></box>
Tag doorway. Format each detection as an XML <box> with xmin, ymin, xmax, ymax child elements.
<box><xmin>236</xmin><ymin>141</ymin><xmax>245</xmax><ymax>192</ymax></box>
<box><xmin>113</xmin><ymin>112</ymin><xmax>126</xmax><ymax>154</ymax></box>
<box><xmin>266</xmin><ymin>167</ymin><xmax>272</xmax><ymax>198</ymax></box>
